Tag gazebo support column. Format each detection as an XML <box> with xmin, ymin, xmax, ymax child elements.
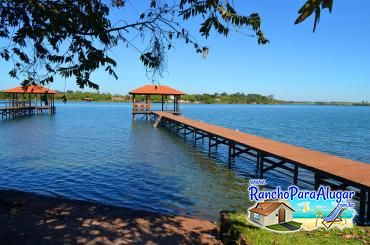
<box><xmin>132</xmin><ymin>94</ymin><xmax>136</xmax><ymax>120</ymax></box>
<box><xmin>173</xmin><ymin>96</ymin><xmax>176</xmax><ymax>112</ymax></box>
<box><xmin>161</xmin><ymin>95</ymin><xmax>164</xmax><ymax>111</ymax></box>
<box><xmin>52</xmin><ymin>94</ymin><xmax>55</xmax><ymax>114</ymax></box>
<box><xmin>176</xmin><ymin>95</ymin><xmax>181</xmax><ymax>112</ymax></box>
<box><xmin>145</xmin><ymin>95</ymin><xmax>149</xmax><ymax>120</ymax></box>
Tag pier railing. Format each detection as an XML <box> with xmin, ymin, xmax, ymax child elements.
<box><xmin>133</xmin><ymin>102</ymin><xmax>152</xmax><ymax>112</ymax></box>
<box><xmin>1</xmin><ymin>101</ymin><xmax>55</xmax><ymax>119</ymax></box>
<box><xmin>0</xmin><ymin>101</ymin><xmax>37</xmax><ymax>109</ymax></box>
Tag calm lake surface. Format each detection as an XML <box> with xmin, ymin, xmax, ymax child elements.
<box><xmin>1</xmin><ymin>103</ymin><xmax>369</xmax><ymax>219</ymax></box>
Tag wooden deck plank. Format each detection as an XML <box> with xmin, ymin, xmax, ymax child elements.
<box><xmin>153</xmin><ymin>111</ymin><xmax>370</xmax><ymax>189</ymax></box>
<box><xmin>133</xmin><ymin>110</ymin><xmax>181</xmax><ymax>115</ymax></box>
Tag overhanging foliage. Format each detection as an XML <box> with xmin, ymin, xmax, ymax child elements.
<box><xmin>0</xmin><ymin>0</ymin><xmax>333</xmax><ymax>97</ymax></box>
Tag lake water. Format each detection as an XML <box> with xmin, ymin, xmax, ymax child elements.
<box><xmin>0</xmin><ymin>103</ymin><xmax>369</xmax><ymax>220</ymax></box>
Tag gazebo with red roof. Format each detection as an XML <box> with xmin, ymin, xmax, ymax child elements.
<box><xmin>129</xmin><ymin>84</ymin><xmax>185</xmax><ymax>117</ymax></box>
<box><xmin>1</xmin><ymin>85</ymin><xmax>57</xmax><ymax>119</ymax></box>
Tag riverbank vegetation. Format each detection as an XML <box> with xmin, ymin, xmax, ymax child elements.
<box><xmin>0</xmin><ymin>90</ymin><xmax>279</xmax><ymax>104</ymax></box>
<box><xmin>56</xmin><ymin>91</ymin><xmax>280</xmax><ymax>104</ymax></box>
<box><xmin>54</xmin><ymin>90</ymin><xmax>127</xmax><ymax>102</ymax></box>
<box><xmin>220</xmin><ymin>212</ymin><xmax>369</xmax><ymax>245</ymax></box>
<box><xmin>1</xmin><ymin>90</ymin><xmax>369</xmax><ymax>106</ymax></box>
<box><xmin>182</xmin><ymin>93</ymin><xmax>279</xmax><ymax>104</ymax></box>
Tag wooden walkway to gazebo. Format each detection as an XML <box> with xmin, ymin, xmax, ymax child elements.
<box><xmin>152</xmin><ymin>111</ymin><xmax>370</xmax><ymax>225</ymax></box>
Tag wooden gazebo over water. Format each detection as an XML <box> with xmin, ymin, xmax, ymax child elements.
<box><xmin>129</xmin><ymin>85</ymin><xmax>185</xmax><ymax>118</ymax></box>
<box><xmin>0</xmin><ymin>85</ymin><xmax>57</xmax><ymax>119</ymax></box>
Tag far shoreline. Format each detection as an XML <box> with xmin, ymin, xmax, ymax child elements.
<box><xmin>52</xmin><ymin>100</ymin><xmax>370</xmax><ymax>106</ymax></box>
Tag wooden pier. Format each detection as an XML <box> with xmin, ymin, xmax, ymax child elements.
<box><xmin>152</xmin><ymin>111</ymin><xmax>370</xmax><ymax>225</ymax></box>
<box><xmin>0</xmin><ymin>104</ymin><xmax>55</xmax><ymax>120</ymax></box>
<box><xmin>1</xmin><ymin>85</ymin><xmax>56</xmax><ymax>120</ymax></box>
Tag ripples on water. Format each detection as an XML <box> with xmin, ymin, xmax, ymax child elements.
<box><xmin>0</xmin><ymin>103</ymin><xmax>369</xmax><ymax>220</ymax></box>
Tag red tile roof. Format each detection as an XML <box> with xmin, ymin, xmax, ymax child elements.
<box><xmin>4</xmin><ymin>85</ymin><xmax>57</xmax><ymax>94</ymax></box>
<box><xmin>129</xmin><ymin>85</ymin><xmax>185</xmax><ymax>95</ymax></box>
<box><xmin>249</xmin><ymin>202</ymin><xmax>294</xmax><ymax>216</ymax></box>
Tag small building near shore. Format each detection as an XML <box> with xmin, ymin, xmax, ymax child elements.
<box><xmin>249</xmin><ymin>201</ymin><xmax>294</xmax><ymax>226</ymax></box>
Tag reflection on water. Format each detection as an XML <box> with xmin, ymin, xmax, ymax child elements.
<box><xmin>0</xmin><ymin>103</ymin><xmax>369</xmax><ymax>220</ymax></box>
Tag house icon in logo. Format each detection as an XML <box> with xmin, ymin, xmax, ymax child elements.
<box><xmin>248</xmin><ymin>201</ymin><xmax>295</xmax><ymax>227</ymax></box>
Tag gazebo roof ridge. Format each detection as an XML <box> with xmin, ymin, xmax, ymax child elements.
<box><xmin>4</xmin><ymin>85</ymin><xmax>57</xmax><ymax>94</ymax></box>
<box><xmin>129</xmin><ymin>84</ymin><xmax>185</xmax><ymax>95</ymax></box>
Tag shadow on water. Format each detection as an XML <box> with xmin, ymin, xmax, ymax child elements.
<box><xmin>152</xmin><ymin>118</ymin><xmax>314</xmax><ymax>191</ymax></box>
<box><xmin>130</xmin><ymin>120</ymin><xmax>253</xmax><ymax>218</ymax></box>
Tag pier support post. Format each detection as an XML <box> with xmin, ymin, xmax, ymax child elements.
<box><xmin>359</xmin><ymin>189</ymin><xmax>366</xmax><ymax>225</ymax></box>
<box><xmin>367</xmin><ymin>191</ymin><xmax>370</xmax><ymax>224</ymax></box>
<box><xmin>293</xmin><ymin>165</ymin><xmax>299</xmax><ymax>185</ymax></box>
<box><xmin>366</xmin><ymin>190</ymin><xmax>370</xmax><ymax>225</ymax></box>
<box><xmin>314</xmin><ymin>173</ymin><xmax>320</xmax><ymax>190</ymax></box>
<box><xmin>208</xmin><ymin>136</ymin><xmax>212</xmax><ymax>156</ymax></box>
<box><xmin>228</xmin><ymin>142</ymin><xmax>232</xmax><ymax>166</ymax></box>
<box><xmin>257</xmin><ymin>153</ymin><xmax>264</xmax><ymax>178</ymax></box>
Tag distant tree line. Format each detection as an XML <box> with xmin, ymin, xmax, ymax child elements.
<box><xmin>182</xmin><ymin>93</ymin><xmax>279</xmax><ymax>104</ymax></box>
<box><xmin>2</xmin><ymin>90</ymin><xmax>369</xmax><ymax>106</ymax></box>
<box><xmin>55</xmin><ymin>90</ymin><xmax>117</xmax><ymax>101</ymax></box>
<box><xmin>1</xmin><ymin>90</ymin><xmax>279</xmax><ymax>104</ymax></box>
<box><xmin>59</xmin><ymin>91</ymin><xmax>280</xmax><ymax>104</ymax></box>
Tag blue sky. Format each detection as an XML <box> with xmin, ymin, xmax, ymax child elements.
<box><xmin>1</xmin><ymin>1</ymin><xmax>369</xmax><ymax>102</ymax></box>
